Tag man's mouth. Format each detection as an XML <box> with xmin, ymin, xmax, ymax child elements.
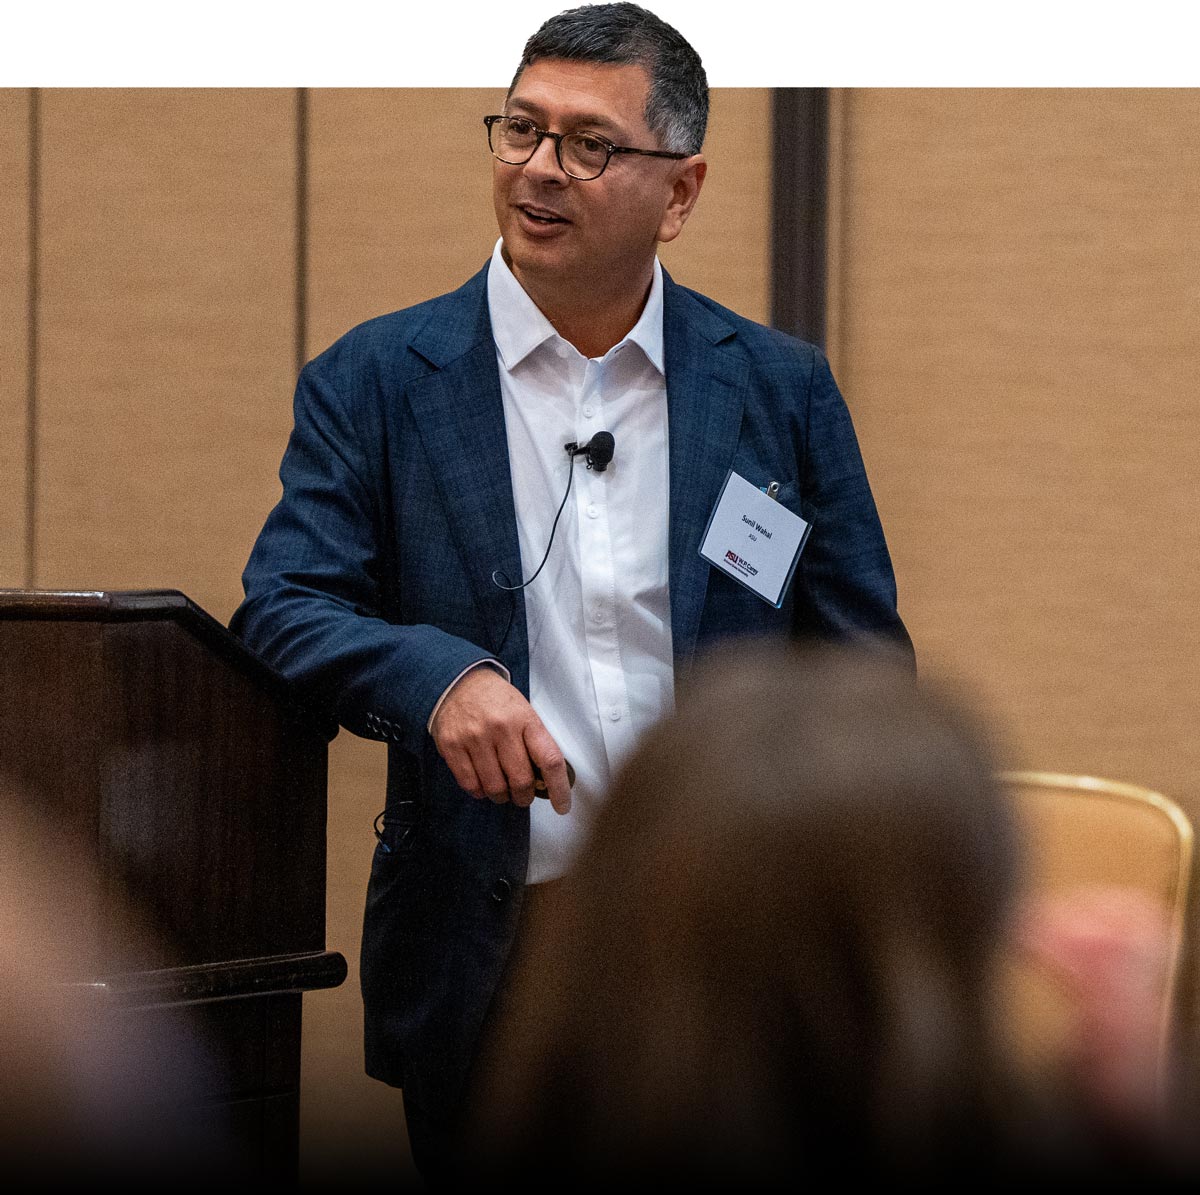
<box><xmin>518</xmin><ymin>204</ymin><xmax>570</xmax><ymax>225</ymax></box>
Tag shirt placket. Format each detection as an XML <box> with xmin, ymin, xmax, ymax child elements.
<box><xmin>576</xmin><ymin>356</ymin><xmax>633</xmax><ymax>769</ymax></box>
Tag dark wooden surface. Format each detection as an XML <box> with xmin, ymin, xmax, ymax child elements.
<box><xmin>0</xmin><ymin>588</ymin><xmax>344</xmax><ymax>1179</ymax></box>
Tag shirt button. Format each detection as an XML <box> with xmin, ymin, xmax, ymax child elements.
<box><xmin>591</xmin><ymin>606</ymin><xmax>604</xmax><ymax>623</ymax></box>
<box><xmin>583</xmin><ymin>404</ymin><xmax>595</xmax><ymax>418</ymax></box>
<box><xmin>608</xmin><ymin>706</ymin><xmax>622</xmax><ymax>722</ymax></box>
<box><xmin>587</xmin><ymin>504</ymin><xmax>599</xmax><ymax>519</ymax></box>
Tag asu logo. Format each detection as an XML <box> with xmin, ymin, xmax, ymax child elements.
<box><xmin>723</xmin><ymin>549</ymin><xmax>759</xmax><ymax>578</ymax></box>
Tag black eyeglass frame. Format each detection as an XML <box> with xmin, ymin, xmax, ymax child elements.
<box><xmin>483</xmin><ymin>114</ymin><xmax>689</xmax><ymax>180</ymax></box>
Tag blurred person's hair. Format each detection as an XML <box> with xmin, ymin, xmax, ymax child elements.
<box><xmin>468</xmin><ymin>642</ymin><xmax>1042</xmax><ymax>1180</ymax></box>
<box><xmin>0</xmin><ymin>777</ymin><xmax>226</xmax><ymax>1182</ymax></box>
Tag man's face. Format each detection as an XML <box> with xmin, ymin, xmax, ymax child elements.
<box><xmin>493</xmin><ymin>58</ymin><xmax>683</xmax><ymax>296</ymax></box>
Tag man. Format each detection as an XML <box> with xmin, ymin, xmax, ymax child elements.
<box><xmin>232</xmin><ymin>1</ymin><xmax>912</xmax><ymax>1174</ymax></box>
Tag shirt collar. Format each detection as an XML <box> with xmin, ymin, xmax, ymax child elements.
<box><xmin>487</xmin><ymin>238</ymin><xmax>665</xmax><ymax>375</ymax></box>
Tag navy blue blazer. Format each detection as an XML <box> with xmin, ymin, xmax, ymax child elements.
<box><xmin>231</xmin><ymin>262</ymin><xmax>912</xmax><ymax>1123</ymax></box>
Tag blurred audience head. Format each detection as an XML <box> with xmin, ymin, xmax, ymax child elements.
<box><xmin>472</xmin><ymin>642</ymin><xmax>1028</xmax><ymax>1180</ymax></box>
<box><xmin>0</xmin><ymin>777</ymin><xmax>225</xmax><ymax>1183</ymax></box>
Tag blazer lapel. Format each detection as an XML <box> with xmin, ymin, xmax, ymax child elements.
<box><xmin>400</xmin><ymin>267</ymin><xmax>746</xmax><ymax>682</ymax></box>
<box><xmin>663</xmin><ymin>274</ymin><xmax>747</xmax><ymax>673</ymax></box>
<box><xmin>404</xmin><ymin>271</ymin><xmax>528</xmax><ymax>673</ymax></box>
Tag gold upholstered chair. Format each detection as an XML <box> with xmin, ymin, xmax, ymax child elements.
<box><xmin>1000</xmin><ymin>771</ymin><xmax>1194</xmax><ymax>1100</ymax></box>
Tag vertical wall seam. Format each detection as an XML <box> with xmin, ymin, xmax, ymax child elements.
<box><xmin>769</xmin><ymin>89</ymin><xmax>792</xmax><ymax>336</ymax></box>
<box><xmin>295</xmin><ymin>87</ymin><xmax>309</xmax><ymax>376</ymax></box>
<box><xmin>25</xmin><ymin>87</ymin><xmax>39</xmax><ymax>590</ymax></box>
<box><xmin>811</xmin><ymin>90</ymin><xmax>829</xmax><ymax>350</ymax></box>
<box><xmin>834</xmin><ymin>91</ymin><xmax>851</xmax><ymax>384</ymax></box>
<box><xmin>823</xmin><ymin>89</ymin><xmax>847</xmax><ymax>379</ymax></box>
<box><xmin>769</xmin><ymin>88</ymin><xmax>829</xmax><ymax>350</ymax></box>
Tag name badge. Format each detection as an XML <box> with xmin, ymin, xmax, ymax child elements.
<box><xmin>698</xmin><ymin>470</ymin><xmax>811</xmax><ymax>608</ymax></box>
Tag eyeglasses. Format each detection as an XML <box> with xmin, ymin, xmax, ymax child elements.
<box><xmin>484</xmin><ymin>115</ymin><xmax>688</xmax><ymax>181</ymax></box>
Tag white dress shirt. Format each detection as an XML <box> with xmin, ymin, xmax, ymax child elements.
<box><xmin>485</xmin><ymin>239</ymin><xmax>675</xmax><ymax>884</ymax></box>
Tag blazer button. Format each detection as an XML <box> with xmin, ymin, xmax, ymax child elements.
<box><xmin>490</xmin><ymin>877</ymin><xmax>512</xmax><ymax>905</ymax></box>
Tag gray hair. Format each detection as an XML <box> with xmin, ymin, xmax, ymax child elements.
<box><xmin>509</xmin><ymin>3</ymin><xmax>709</xmax><ymax>156</ymax></box>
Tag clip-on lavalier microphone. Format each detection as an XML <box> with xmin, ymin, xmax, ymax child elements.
<box><xmin>564</xmin><ymin>430</ymin><xmax>615</xmax><ymax>474</ymax></box>
<box><xmin>490</xmin><ymin>431</ymin><xmax>617</xmax><ymax>652</ymax></box>
<box><xmin>492</xmin><ymin>431</ymin><xmax>616</xmax><ymax>595</ymax></box>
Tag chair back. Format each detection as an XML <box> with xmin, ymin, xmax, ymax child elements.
<box><xmin>1001</xmin><ymin>770</ymin><xmax>1193</xmax><ymax>1089</ymax></box>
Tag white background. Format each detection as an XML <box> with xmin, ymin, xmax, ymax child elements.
<box><xmin>3</xmin><ymin>1</ymin><xmax>1199</xmax><ymax>85</ymax></box>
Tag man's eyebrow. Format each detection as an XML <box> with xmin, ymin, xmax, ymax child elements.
<box><xmin>505</xmin><ymin>99</ymin><xmax>625</xmax><ymax>136</ymax></box>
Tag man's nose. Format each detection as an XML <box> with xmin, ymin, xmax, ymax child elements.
<box><xmin>523</xmin><ymin>134</ymin><xmax>568</xmax><ymax>183</ymax></box>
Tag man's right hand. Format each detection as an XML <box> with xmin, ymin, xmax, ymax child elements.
<box><xmin>430</xmin><ymin>667</ymin><xmax>571</xmax><ymax>814</ymax></box>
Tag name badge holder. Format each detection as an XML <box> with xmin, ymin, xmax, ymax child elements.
<box><xmin>698</xmin><ymin>470</ymin><xmax>812</xmax><ymax>608</ymax></box>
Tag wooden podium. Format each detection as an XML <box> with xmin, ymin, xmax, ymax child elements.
<box><xmin>0</xmin><ymin>589</ymin><xmax>346</xmax><ymax>1179</ymax></box>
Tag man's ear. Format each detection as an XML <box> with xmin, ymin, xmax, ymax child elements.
<box><xmin>657</xmin><ymin>155</ymin><xmax>707</xmax><ymax>244</ymax></box>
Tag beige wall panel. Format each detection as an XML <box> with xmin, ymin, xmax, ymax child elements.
<box><xmin>36</xmin><ymin>89</ymin><xmax>296</xmax><ymax>624</ymax></box>
<box><xmin>659</xmin><ymin>88</ymin><xmax>771</xmax><ymax>325</ymax></box>
<box><xmin>308</xmin><ymin>89</ymin><xmax>503</xmax><ymax>355</ymax></box>
<box><xmin>833</xmin><ymin>88</ymin><xmax>1200</xmax><ymax>996</ymax></box>
<box><xmin>308</xmin><ymin>88</ymin><xmax>770</xmax><ymax>354</ymax></box>
<box><xmin>0</xmin><ymin>90</ymin><xmax>29</xmax><ymax>587</ymax></box>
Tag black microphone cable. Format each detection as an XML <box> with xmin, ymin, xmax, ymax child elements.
<box><xmin>491</xmin><ymin>431</ymin><xmax>615</xmax><ymax>655</ymax></box>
